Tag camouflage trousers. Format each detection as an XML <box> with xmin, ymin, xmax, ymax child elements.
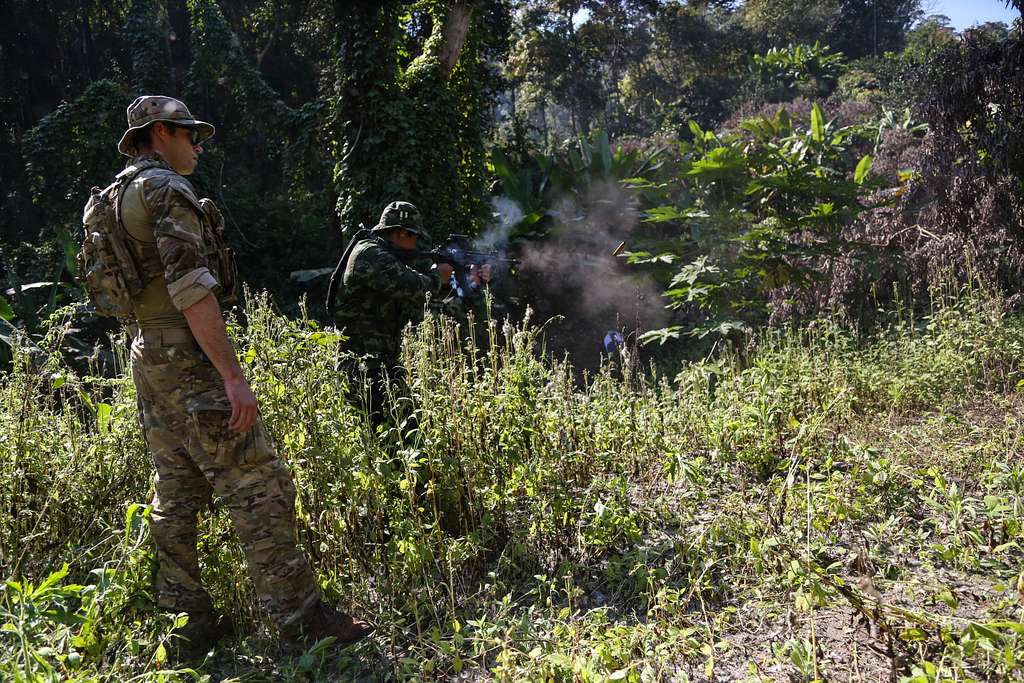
<box><xmin>339</xmin><ymin>353</ymin><xmax>415</xmax><ymax>429</ymax></box>
<box><xmin>131</xmin><ymin>327</ymin><xmax>320</xmax><ymax>632</ymax></box>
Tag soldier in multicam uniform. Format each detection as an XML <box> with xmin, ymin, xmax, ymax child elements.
<box><xmin>112</xmin><ymin>96</ymin><xmax>371</xmax><ymax>655</ymax></box>
<box><xmin>330</xmin><ymin>202</ymin><xmax>452</xmax><ymax>425</ymax></box>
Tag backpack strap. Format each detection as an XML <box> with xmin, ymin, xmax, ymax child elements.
<box><xmin>110</xmin><ymin>162</ymin><xmax>167</xmax><ymax>294</ymax></box>
<box><xmin>113</xmin><ymin>163</ymin><xmax>159</xmax><ymax>238</ymax></box>
<box><xmin>326</xmin><ymin>227</ymin><xmax>369</xmax><ymax>320</ymax></box>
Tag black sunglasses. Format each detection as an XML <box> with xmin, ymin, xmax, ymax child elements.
<box><xmin>166</xmin><ymin>123</ymin><xmax>201</xmax><ymax>145</ymax></box>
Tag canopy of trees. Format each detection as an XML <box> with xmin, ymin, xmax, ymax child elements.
<box><xmin>0</xmin><ymin>0</ymin><xmax>1021</xmax><ymax>348</ymax></box>
<box><xmin>4</xmin><ymin>4</ymin><xmax>1024</xmax><ymax>680</ymax></box>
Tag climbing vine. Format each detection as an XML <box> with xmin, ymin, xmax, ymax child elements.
<box><xmin>10</xmin><ymin>0</ymin><xmax>511</xmax><ymax>308</ymax></box>
<box><xmin>331</xmin><ymin>1</ymin><xmax>506</xmax><ymax>241</ymax></box>
<box><xmin>125</xmin><ymin>0</ymin><xmax>173</xmax><ymax>93</ymax></box>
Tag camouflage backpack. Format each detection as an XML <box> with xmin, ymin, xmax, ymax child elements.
<box><xmin>78</xmin><ymin>168</ymin><xmax>151</xmax><ymax>319</ymax></box>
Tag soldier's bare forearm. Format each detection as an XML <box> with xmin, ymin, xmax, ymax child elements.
<box><xmin>183</xmin><ymin>293</ymin><xmax>258</xmax><ymax>433</ymax></box>
<box><xmin>182</xmin><ymin>293</ymin><xmax>244</xmax><ymax>381</ymax></box>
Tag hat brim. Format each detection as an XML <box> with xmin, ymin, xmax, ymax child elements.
<box><xmin>372</xmin><ymin>223</ymin><xmax>423</xmax><ymax>236</ymax></box>
<box><xmin>117</xmin><ymin>119</ymin><xmax>216</xmax><ymax>156</ymax></box>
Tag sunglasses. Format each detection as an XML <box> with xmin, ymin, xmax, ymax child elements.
<box><xmin>167</xmin><ymin>124</ymin><xmax>201</xmax><ymax>145</ymax></box>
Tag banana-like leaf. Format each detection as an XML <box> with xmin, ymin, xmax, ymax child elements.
<box><xmin>854</xmin><ymin>154</ymin><xmax>873</xmax><ymax>185</ymax></box>
<box><xmin>811</xmin><ymin>103</ymin><xmax>825</xmax><ymax>143</ymax></box>
<box><xmin>596</xmin><ymin>130</ymin><xmax>612</xmax><ymax>175</ymax></box>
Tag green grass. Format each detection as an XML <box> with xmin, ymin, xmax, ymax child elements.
<box><xmin>1</xmin><ymin>283</ymin><xmax>1022</xmax><ymax>681</ymax></box>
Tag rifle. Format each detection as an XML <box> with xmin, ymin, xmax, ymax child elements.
<box><xmin>327</xmin><ymin>232</ymin><xmax>519</xmax><ymax>319</ymax></box>
<box><xmin>399</xmin><ymin>234</ymin><xmax>520</xmax><ymax>294</ymax></box>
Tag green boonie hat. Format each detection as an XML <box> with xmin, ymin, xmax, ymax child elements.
<box><xmin>372</xmin><ymin>201</ymin><xmax>424</xmax><ymax>236</ymax></box>
<box><xmin>117</xmin><ymin>95</ymin><xmax>216</xmax><ymax>157</ymax></box>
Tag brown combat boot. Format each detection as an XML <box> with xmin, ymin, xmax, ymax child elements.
<box><xmin>167</xmin><ymin>611</ymin><xmax>233</xmax><ymax>663</ymax></box>
<box><xmin>301</xmin><ymin>602</ymin><xmax>373</xmax><ymax>644</ymax></box>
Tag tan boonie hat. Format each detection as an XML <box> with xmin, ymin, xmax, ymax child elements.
<box><xmin>117</xmin><ymin>95</ymin><xmax>215</xmax><ymax>156</ymax></box>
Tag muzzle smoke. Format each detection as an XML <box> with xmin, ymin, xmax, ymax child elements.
<box><xmin>476</xmin><ymin>182</ymin><xmax>669</xmax><ymax>369</ymax></box>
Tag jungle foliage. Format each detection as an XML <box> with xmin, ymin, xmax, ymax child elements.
<box><xmin>1</xmin><ymin>0</ymin><xmax>510</xmax><ymax>324</ymax></box>
<box><xmin>1</xmin><ymin>284</ymin><xmax>1023</xmax><ymax>680</ymax></box>
<box><xmin>2</xmin><ymin>1</ymin><xmax>1024</xmax><ymax>680</ymax></box>
<box><xmin>627</xmin><ymin>104</ymin><xmax>883</xmax><ymax>340</ymax></box>
<box><xmin>1</xmin><ymin>1</ymin><xmax>1021</xmax><ymax>343</ymax></box>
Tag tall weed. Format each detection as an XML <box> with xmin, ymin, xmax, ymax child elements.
<box><xmin>0</xmin><ymin>285</ymin><xmax>1021</xmax><ymax>679</ymax></box>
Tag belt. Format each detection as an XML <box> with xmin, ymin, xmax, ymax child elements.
<box><xmin>138</xmin><ymin>327</ymin><xmax>195</xmax><ymax>347</ymax></box>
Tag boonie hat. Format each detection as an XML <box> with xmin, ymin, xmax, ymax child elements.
<box><xmin>372</xmin><ymin>201</ymin><xmax>424</xmax><ymax>236</ymax></box>
<box><xmin>117</xmin><ymin>95</ymin><xmax>215</xmax><ymax>156</ymax></box>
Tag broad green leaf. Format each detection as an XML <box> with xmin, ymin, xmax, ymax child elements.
<box><xmin>688</xmin><ymin>147</ymin><xmax>743</xmax><ymax>177</ymax></box>
<box><xmin>644</xmin><ymin>205</ymin><xmax>686</xmax><ymax>223</ymax></box>
<box><xmin>639</xmin><ymin>326</ymin><xmax>684</xmax><ymax>346</ymax></box>
<box><xmin>986</xmin><ymin>620</ymin><xmax>1024</xmax><ymax>634</ymax></box>
<box><xmin>35</xmin><ymin>564</ymin><xmax>70</xmax><ymax>595</ymax></box>
<box><xmin>624</xmin><ymin>251</ymin><xmax>678</xmax><ymax>265</ymax></box>
<box><xmin>0</xmin><ymin>296</ymin><xmax>13</xmax><ymax>321</ymax></box>
<box><xmin>514</xmin><ymin>210</ymin><xmax>545</xmax><ymax>229</ymax></box>
<box><xmin>97</xmin><ymin>402</ymin><xmax>112</xmax><ymax>435</ymax></box>
<box><xmin>854</xmin><ymin>154</ymin><xmax>873</xmax><ymax>185</ymax></box>
<box><xmin>688</xmin><ymin>120</ymin><xmax>704</xmax><ymax>140</ymax></box>
<box><xmin>78</xmin><ymin>390</ymin><xmax>95</xmax><ymax>412</ymax></box>
<box><xmin>967</xmin><ymin>622</ymin><xmax>1002</xmax><ymax>642</ymax></box>
<box><xmin>597</xmin><ymin>130</ymin><xmax>612</xmax><ymax>174</ymax></box>
<box><xmin>810</xmin><ymin>103</ymin><xmax>824</xmax><ymax>143</ymax></box>
<box><xmin>900</xmin><ymin>627</ymin><xmax>928</xmax><ymax>641</ymax></box>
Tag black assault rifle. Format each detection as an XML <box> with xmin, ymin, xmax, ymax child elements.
<box><xmin>399</xmin><ymin>234</ymin><xmax>519</xmax><ymax>293</ymax></box>
<box><xmin>326</xmin><ymin>232</ymin><xmax>518</xmax><ymax>319</ymax></box>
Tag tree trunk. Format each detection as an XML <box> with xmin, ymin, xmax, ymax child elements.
<box><xmin>79</xmin><ymin>14</ymin><xmax>95</xmax><ymax>80</ymax></box>
<box><xmin>440</xmin><ymin>1</ymin><xmax>474</xmax><ymax>77</ymax></box>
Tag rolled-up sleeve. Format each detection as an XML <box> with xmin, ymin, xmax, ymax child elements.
<box><xmin>143</xmin><ymin>176</ymin><xmax>220</xmax><ymax>311</ymax></box>
<box><xmin>167</xmin><ymin>267</ymin><xmax>218</xmax><ymax>310</ymax></box>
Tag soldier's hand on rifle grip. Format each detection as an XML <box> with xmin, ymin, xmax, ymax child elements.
<box><xmin>225</xmin><ymin>376</ymin><xmax>258</xmax><ymax>433</ymax></box>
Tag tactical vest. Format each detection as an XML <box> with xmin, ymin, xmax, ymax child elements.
<box><xmin>79</xmin><ymin>159</ymin><xmax>237</xmax><ymax>321</ymax></box>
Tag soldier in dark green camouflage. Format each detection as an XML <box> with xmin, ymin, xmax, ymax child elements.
<box><xmin>112</xmin><ymin>96</ymin><xmax>371</xmax><ymax>658</ymax></box>
<box><xmin>332</xmin><ymin>202</ymin><xmax>452</xmax><ymax>424</ymax></box>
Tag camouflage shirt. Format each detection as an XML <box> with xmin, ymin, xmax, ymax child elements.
<box><xmin>121</xmin><ymin>154</ymin><xmax>225</xmax><ymax>327</ymax></box>
<box><xmin>334</xmin><ymin>234</ymin><xmax>441</xmax><ymax>363</ymax></box>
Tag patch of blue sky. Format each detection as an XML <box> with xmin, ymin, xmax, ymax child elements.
<box><xmin>922</xmin><ymin>0</ymin><xmax>1019</xmax><ymax>30</ymax></box>
<box><xmin>571</xmin><ymin>2</ymin><xmax>1019</xmax><ymax>32</ymax></box>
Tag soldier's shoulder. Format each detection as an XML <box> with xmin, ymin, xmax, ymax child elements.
<box><xmin>137</xmin><ymin>169</ymin><xmax>203</xmax><ymax>211</ymax></box>
<box><xmin>136</xmin><ymin>167</ymin><xmax>193</xmax><ymax>192</ymax></box>
<box><xmin>351</xmin><ymin>236</ymin><xmax>394</xmax><ymax>261</ymax></box>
